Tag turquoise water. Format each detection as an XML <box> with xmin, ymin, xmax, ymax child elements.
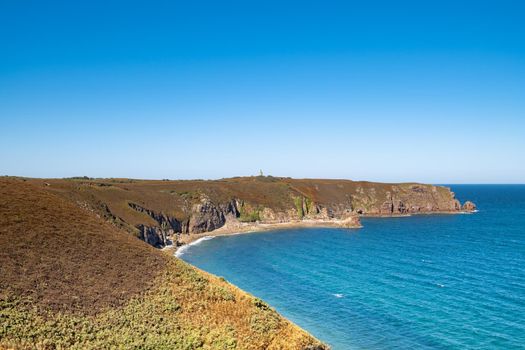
<box><xmin>179</xmin><ymin>186</ymin><xmax>525</xmax><ymax>349</ymax></box>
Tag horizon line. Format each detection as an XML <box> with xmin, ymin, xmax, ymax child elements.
<box><xmin>3</xmin><ymin>174</ymin><xmax>524</xmax><ymax>185</ymax></box>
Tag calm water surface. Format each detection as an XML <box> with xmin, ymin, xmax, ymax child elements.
<box><xmin>179</xmin><ymin>186</ymin><xmax>525</xmax><ymax>349</ymax></box>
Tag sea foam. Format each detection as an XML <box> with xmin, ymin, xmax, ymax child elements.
<box><xmin>175</xmin><ymin>236</ymin><xmax>215</xmax><ymax>258</ymax></box>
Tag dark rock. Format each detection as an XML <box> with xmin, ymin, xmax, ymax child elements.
<box><xmin>129</xmin><ymin>198</ymin><xmax>239</xmax><ymax>248</ymax></box>
<box><xmin>136</xmin><ymin>224</ymin><xmax>167</xmax><ymax>248</ymax></box>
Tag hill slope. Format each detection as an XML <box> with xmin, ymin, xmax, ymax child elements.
<box><xmin>26</xmin><ymin>176</ymin><xmax>475</xmax><ymax>248</ymax></box>
<box><xmin>0</xmin><ymin>178</ymin><xmax>326</xmax><ymax>349</ymax></box>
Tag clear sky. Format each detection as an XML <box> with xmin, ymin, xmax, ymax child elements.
<box><xmin>1</xmin><ymin>1</ymin><xmax>524</xmax><ymax>183</ymax></box>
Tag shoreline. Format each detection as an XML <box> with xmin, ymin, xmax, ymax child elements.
<box><xmin>361</xmin><ymin>209</ymin><xmax>478</xmax><ymax>217</ymax></box>
<box><xmin>170</xmin><ymin>210</ymin><xmax>475</xmax><ymax>255</ymax></box>
<box><xmin>168</xmin><ymin>218</ymin><xmax>362</xmax><ymax>255</ymax></box>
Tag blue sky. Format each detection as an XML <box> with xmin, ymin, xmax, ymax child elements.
<box><xmin>1</xmin><ymin>1</ymin><xmax>524</xmax><ymax>183</ymax></box>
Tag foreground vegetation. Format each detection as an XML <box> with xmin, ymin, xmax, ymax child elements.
<box><xmin>1</xmin><ymin>259</ymin><xmax>322</xmax><ymax>350</ymax></box>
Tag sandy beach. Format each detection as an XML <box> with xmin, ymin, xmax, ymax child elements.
<box><xmin>168</xmin><ymin>218</ymin><xmax>363</xmax><ymax>255</ymax></box>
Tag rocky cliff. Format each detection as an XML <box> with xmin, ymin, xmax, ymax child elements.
<box><xmin>30</xmin><ymin>176</ymin><xmax>476</xmax><ymax>249</ymax></box>
<box><xmin>129</xmin><ymin>197</ymin><xmax>239</xmax><ymax>248</ymax></box>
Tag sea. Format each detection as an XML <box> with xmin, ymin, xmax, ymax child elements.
<box><xmin>178</xmin><ymin>185</ymin><xmax>525</xmax><ymax>349</ymax></box>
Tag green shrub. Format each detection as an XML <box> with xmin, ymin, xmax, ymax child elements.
<box><xmin>294</xmin><ymin>197</ymin><xmax>304</xmax><ymax>219</ymax></box>
<box><xmin>238</xmin><ymin>204</ymin><xmax>260</xmax><ymax>222</ymax></box>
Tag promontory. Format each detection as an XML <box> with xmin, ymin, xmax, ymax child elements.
<box><xmin>25</xmin><ymin>176</ymin><xmax>476</xmax><ymax>249</ymax></box>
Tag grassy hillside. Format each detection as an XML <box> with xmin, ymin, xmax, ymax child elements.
<box><xmin>26</xmin><ymin>176</ymin><xmax>298</xmax><ymax>227</ymax></box>
<box><xmin>20</xmin><ymin>176</ymin><xmax>469</xmax><ymax>249</ymax></box>
<box><xmin>0</xmin><ymin>178</ymin><xmax>326</xmax><ymax>349</ymax></box>
<box><xmin>26</xmin><ymin>176</ymin><xmax>464</xmax><ymax>221</ymax></box>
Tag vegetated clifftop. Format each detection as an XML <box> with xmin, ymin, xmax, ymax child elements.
<box><xmin>0</xmin><ymin>178</ymin><xmax>326</xmax><ymax>349</ymax></box>
<box><xmin>27</xmin><ymin>176</ymin><xmax>476</xmax><ymax>249</ymax></box>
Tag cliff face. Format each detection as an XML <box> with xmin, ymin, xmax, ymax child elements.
<box><xmin>30</xmin><ymin>176</ymin><xmax>475</xmax><ymax>249</ymax></box>
<box><xmin>352</xmin><ymin>184</ymin><xmax>462</xmax><ymax>215</ymax></box>
<box><xmin>129</xmin><ymin>198</ymin><xmax>239</xmax><ymax>248</ymax></box>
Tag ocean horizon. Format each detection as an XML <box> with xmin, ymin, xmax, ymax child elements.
<box><xmin>179</xmin><ymin>185</ymin><xmax>525</xmax><ymax>349</ymax></box>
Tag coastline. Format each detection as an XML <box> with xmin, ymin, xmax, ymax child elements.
<box><xmin>171</xmin><ymin>210</ymin><xmax>475</xmax><ymax>255</ymax></box>
<box><xmin>361</xmin><ymin>209</ymin><xmax>478</xmax><ymax>217</ymax></box>
<box><xmin>169</xmin><ymin>218</ymin><xmax>362</xmax><ymax>254</ymax></box>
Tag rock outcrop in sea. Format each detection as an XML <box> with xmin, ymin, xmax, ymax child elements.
<box><xmin>462</xmin><ymin>200</ymin><xmax>477</xmax><ymax>211</ymax></box>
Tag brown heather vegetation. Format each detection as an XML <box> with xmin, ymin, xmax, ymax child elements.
<box><xmin>0</xmin><ymin>179</ymin><xmax>326</xmax><ymax>349</ymax></box>
<box><xmin>0</xmin><ymin>178</ymin><xmax>164</xmax><ymax>314</ymax></box>
<box><xmin>27</xmin><ymin>176</ymin><xmax>298</xmax><ymax>229</ymax></box>
<box><xmin>24</xmin><ymin>176</ymin><xmax>461</xmax><ymax>234</ymax></box>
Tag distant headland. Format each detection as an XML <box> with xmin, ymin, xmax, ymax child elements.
<box><xmin>17</xmin><ymin>176</ymin><xmax>477</xmax><ymax>249</ymax></box>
